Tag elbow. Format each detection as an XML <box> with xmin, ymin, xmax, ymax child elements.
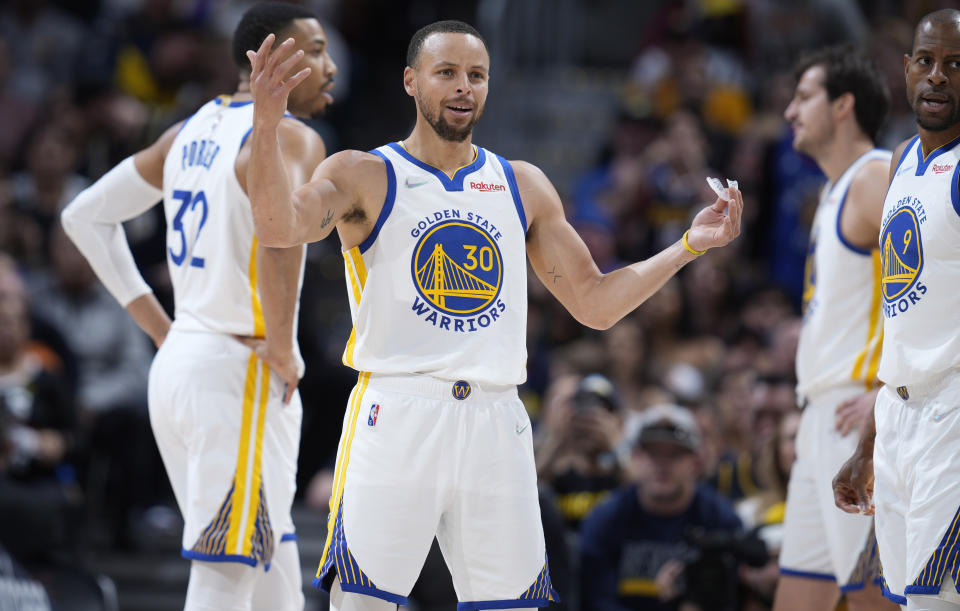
<box><xmin>571</xmin><ymin>304</ymin><xmax>617</xmax><ymax>331</ymax></box>
<box><xmin>256</xmin><ymin>229</ymin><xmax>299</xmax><ymax>249</ymax></box>
<box><xmin>60</xmin><ymin>203</ymin><xmax>82</xmax><ymax>242</ymax></box>
<box><xmin>573</xmin><ymin>291</ymin><xmax>619</xmax><ymax>330</ymax></box>
<box><xmin>257</xmin><ymin>234</ymin><xmax>292</xmax><ymax>249</ymax></box>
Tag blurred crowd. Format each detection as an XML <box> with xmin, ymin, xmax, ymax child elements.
<box><xmin>0</xmin><ymin>0</ymin><xmax>951</xmax><ymax>609</ymax></box>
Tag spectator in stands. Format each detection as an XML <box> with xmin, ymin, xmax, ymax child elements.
<box><xmin>580</xmin><ymin>403</ymin><xmax>742</xmax><ymax>610</ymax></box>
<box><xmin>29</xmin><ymin>227</ymin><xmax>157</xmax><ymax>548</ymax></box>
<box><xmin>0</xmin><ymin>254</ymin><xmax>76</xmax><ymax>486</ymax></box>
<box><xmin>537</xmin><ymin>373</ymin><xmax>625</xmax><ymax>529</ymax></box>
<box><xmin>736</xmin><ymin>409</ymin><xmax>802</xmax><ymax>609</ymax></box>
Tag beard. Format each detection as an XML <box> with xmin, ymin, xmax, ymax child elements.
<box><xmin>417</xmin><ymin>91</ymin><xmax>482</xmax><ymax>142</ymax></box>
<box><xmin>914</xmin><ymin>100</ymin><xmax>960</xmax><ymax>132</ymax></box>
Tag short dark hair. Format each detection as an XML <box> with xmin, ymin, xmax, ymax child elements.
<box><xmin>232</xmin><ymin>2</ymin><xmax>317</xmax><ymax>70</ymax></box>
<box><xmin>793</xmin><ymin>45</ymin><xmax>890</xmax><ymax>144</ymax></box>
<box><xmin>407</xmin><ymin>20</ymin><xmax>488</xmax><ymax>68</ymax></box>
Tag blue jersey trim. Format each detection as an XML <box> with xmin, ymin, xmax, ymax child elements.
<box><xmin>835</xmin><ymin>188</ymin><xmax>872</xmax><ymax>255</ymax></box>
<box><xmin>952</xmin><ymin>163</ymin><xmax>960</xmax><ymax>219</ymax></box>
<box><xmin>359</xmin><ymin>150</ymin><xmax>397</xmax><ymax>254</ymax></box>
<box><xmin>458</xmin><ymin>599</ymin><xmax>551</xmax><ymax>611</ymax></box>
<box><xmin>312</xmin><ymin>574</ymin><xmax>408</xmax><ymax>605</ymax></box>
<box><xmin>880</xmin><ymin>581</ymin><xmax>907</xmax><ymax>605</ymax></box>
<box><xmin>176</xmin><ymin>113</ymin><xmax>195</xmax><ymax>136</ymax></box>
<box><xmin>894</xmin><ymin>136</ymin><xmax>918</xmax><ymax>176</ymax></box>
<box><xmin>916</xmin><ymin>133</ymin><xmax>960</xmax><ymax>175</ymax></box>
<box><xmin>240</xmin><ymin>127</ymin><xmax>253</xmax><ymax>151</ymax></box>
<box><xmin>181</xmin><ymin>549</ymin><xmax>257</xmax><ymax>567</ymax></box>
<box><xmin>779</xmin><ymin>568</ymin><xmax>836</xmax><ymax>581</ymax></box>
<box><xmin>839</xmin><ymin>581</ymin><xmax>865</xmax><ymax>593</ymax></box>
<box><xmin>905</xmin><ymin>585</ymin><xmax>945</xmax><ymax>595</ymax></box>
<box><xmin>386</xmin><ymin>142</ymin><xmax>486</xmax><ymax>192</ymax></box>
<box><xmin>215</xmin><ymin>98</ymin><xmax>254</xmax><ymax>108</ymax></box>
<box><xmin>280</xmin><ymin>533</ymin><xmax>297</xmax><ymax>543</ymax></box>
<box><xmin>496</xmin><ymin>155</ymin><xmax>528</xmax><ymax>233</ymax></box>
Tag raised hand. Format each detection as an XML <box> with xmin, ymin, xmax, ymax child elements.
<box><xmin>686</xmin><ymin>186</ymin><xmax>744</xmax><ymax>253</ymax></box>
<box><xmin>246</xmin><ymin>34</ymin><xmax>311</xmax><ymax>129</ymax></box>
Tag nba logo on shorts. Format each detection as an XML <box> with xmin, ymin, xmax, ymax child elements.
<box><xmin>368</xmin><ymin>404</ymin><xmax>380</xmax><ymax>426</ymax></box>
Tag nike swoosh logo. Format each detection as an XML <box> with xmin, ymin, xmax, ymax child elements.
<box><xmin>515</xmin><ymin>422</ymin><xmax>528</xmax><ymax>435</ymax></box>
<box><xmin>932</xmin><ymin>406</ymin><xmax>960</xmax><ymax>422</ymax></box>
<box><xmin>405</xmin><ymin>177</ymin><xmax>430</xmax><ymax>188</ymax></box>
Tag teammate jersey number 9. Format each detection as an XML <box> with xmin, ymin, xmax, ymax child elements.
<box><xmin>169</xmin><ymin>189</ymin><xmax>209</xmax><ymax>268</ymax></box>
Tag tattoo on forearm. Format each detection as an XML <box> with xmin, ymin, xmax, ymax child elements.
<box><xmin>319</xmin><ymin>209</ymin><xmax>334</xmax><ymax>229</ymax></box>
<box><xmin>549</xmin><ymin>265</ymin><xmax>563</xmax><ymax>284</ymax></box>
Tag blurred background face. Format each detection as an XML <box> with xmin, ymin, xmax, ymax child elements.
<box><xmin>634</xmin><ymin>441</ymin><xmax>699</xmax><ymax>508</ymax></box>
<box><xmin>784</xmin><ymin>64</ymin><xmax>834</xmax><ymax>157</ymax></box>
<box><xmin>284</xmin><ymin>18</ymin><xmax>338</xmax><ymax>119</ymax></box>
<box><xmin>409</xmin><ymin>32</ymin><xmax>489</xmax><ymax>142</ymax></box>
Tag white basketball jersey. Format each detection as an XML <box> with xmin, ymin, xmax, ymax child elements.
<box><xmin>796</xmin><ymin>149</ymin><xmax>890</xmax><ymax>398</ymax></box>
<box><xmin>341</xmin><ymin>142</ymin><xmax>529</xmax><ymax>385</ymax></box>
<box><xmin>877</xmin><ymin>135</ymin><xmax>960</xmax><ymax>387</ymax></box>
<box><xmin>162</xmin><ymin>97</ymin><xmax>305</xmax><ymax>338</ymax></box>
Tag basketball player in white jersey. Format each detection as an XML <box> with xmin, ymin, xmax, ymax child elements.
<box><xmin>833</xmin><ymin>9</ymin><xmax>960</xmax><ymax>611</ymax></box>
<box><xmin>59</xmin><ymin>4</ymin><xmax>337</xmax><ymax>609</ymax></box>
<box><xmin>244</xmin><ymin>20</ymin><xmax>742</xmax><ymax>611</ymax></box>
<box><xmin>774</xmin><ymin>47</ymin><xmax>897</xmax><ymax>611</ymax></box>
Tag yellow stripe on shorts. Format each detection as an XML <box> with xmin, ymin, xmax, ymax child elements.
<box><xmin>225</xmin><ymin>354</ymin><xmax>270</xmax><ymax>556</ymax></box>
<box><xmin>317</xmin><ymin>371</ymin><xmax>370</xmax><ymax>577</ymax></box>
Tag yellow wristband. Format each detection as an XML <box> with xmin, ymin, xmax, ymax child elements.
<box><xmin>682</xmin><ymin>230</ymin><xmax>707</xmax><ymax>256</ymax></box>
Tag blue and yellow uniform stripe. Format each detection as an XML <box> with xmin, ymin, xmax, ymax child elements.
<box><xmin>183</xmin><ymin>236</ymin><xmax>274</xmax><ymax>567</ymax></box>
<box><xmin>342</xmin><ymin>246</ymin><xmax>367</xmax><ymax>368</ymax></box>
<box><xmin>851</xmin><ymin>248</ymin><xmax>884</xmax><ymax>389</ymax></box>
<box><xmin>907</xmin><ymin>505</ymin><xmax>960</xmax><ymax>596</ymax></box>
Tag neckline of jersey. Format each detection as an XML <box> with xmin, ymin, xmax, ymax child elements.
<box><xmin>387</xmin><ymin>142</ymin><xmax>486</xmax><ymax>192</ymax></box>
<box><xmin>915</xmin><ymin>132</ymin><xmax>960</xmax><ymax>175</ymax></box>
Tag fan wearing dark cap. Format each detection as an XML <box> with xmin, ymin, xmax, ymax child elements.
<box><xmin>580</xmin><ymin>404</ymin><xmax>743</xmax><ymax>611</ymax></box>
<box><xmin>536</xmin><ymin>374</ymin><xmax>626</xmax><ymax>530</ymax></box>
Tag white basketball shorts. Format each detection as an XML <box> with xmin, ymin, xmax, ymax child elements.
<box><xmin>780</xmin><ymin>386</ymin><xmax>881</xmax><ymax>590</ymax></box>
<box><xmin>873</xmin><ymin>372</ymin><xmax>960</xmax><ymax>606</ymax></box>
<box><xmin>313</xmin><ymin>373</ymin><xmax>558</xmax><ymax>609</ymax></box>
<box><xmin>148</xmin><ymin>328</ymin><xmax>303</xmax><ymax>569</ymax></box>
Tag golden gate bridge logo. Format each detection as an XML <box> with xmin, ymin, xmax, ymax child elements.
<box><xmin>880</xmin><ymin>207</ymin><xmax>923</xmax><ymax>302</ymax></box>
<box><xmin>412</xmin><ymin>221</ymin><xmax>503</xmax><ymax>315</ymax></box>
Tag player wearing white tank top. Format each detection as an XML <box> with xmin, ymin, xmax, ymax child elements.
<box><xmin>774</xmin><ymin>47</ymin><xmax>897</xmax><ymax>611</ymax></box>
<box><xmin>60</xmin><ymin>4</ymin><xmax>338</xmax><ymax>609</ymax></box>
<box><xmin>833</xmin><ymin>9</ymin><xmax>960</xmax><ymax>611</ymax></box>
<box><xmin>245</xmin><ymin>20</ymin><xmax>743</xmax><ymax>611</ymax></box>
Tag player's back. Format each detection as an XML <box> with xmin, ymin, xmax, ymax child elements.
<box><xmin>162</xmin><ymin>96</ymin><xmax>292</xmax><ymax>337</ymax></box>
<box><xmin>795</xmin><ymin>149</ymin><xmax>890</xmax><ymax>399</ymax></box>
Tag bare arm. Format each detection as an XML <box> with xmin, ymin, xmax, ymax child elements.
<box><xmin>245</xmin><ymin>34</ymin><xmax>357</xmax><ymax>248</ymax></box>
<box><xmin>241</xmin><ymin>118</ymin><xmax>324</xmax><ymax>397</ymax></box>
<box><xmin>520</xmin><ymin>162</ymin><xmax>742</xmax><ymax>330</ymax></box>
<box><xmin>839</xmin><ymin>159</ymin><xmax>890</xmax><ymax>250</ymax></box>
